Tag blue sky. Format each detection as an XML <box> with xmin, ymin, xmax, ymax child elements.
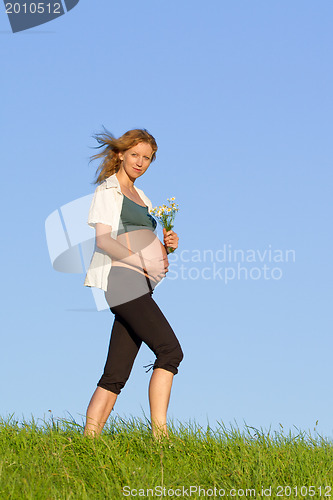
<box><xmin>1</xmin><ymin>0</ymin><xmax>332</xmax><ymax>439</ymax></box>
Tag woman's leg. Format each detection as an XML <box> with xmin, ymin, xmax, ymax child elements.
<box><xmin>84</xmin><ymin>387</ymin><xmax>117</xmax><ymax>436</ymax></box>
<box><xmin>148</xmin><ymin>368</ymin><xmax>174</xmax><ymax>439</ymax></box>
<box><xmin>110</xmin><ymin>292</ymin><xmax>183</xmax><ymax>439</ymax></box>
<box><xmin>84</xmin><ymin>312</ymin><xmax>142</xmax><ymax>437</ymax></box>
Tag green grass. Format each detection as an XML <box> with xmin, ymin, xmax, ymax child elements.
<box><xmin>0</xmin><ymin>415</ymin><xmax>332</xmax><ymax>499</ymax></box>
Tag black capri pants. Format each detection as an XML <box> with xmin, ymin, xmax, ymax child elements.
<box><xmin>97</xmin><ymin>265</ymin><xmax>184</xmax><ymax>395</ymax></box>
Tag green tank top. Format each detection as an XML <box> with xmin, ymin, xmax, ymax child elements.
<box><xmin>117</xmin><ymin>194</ymin><xmax>157</xmax><ymax>235</ymax></box>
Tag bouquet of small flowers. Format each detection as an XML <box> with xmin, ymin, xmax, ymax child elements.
<box><xmin>149</xmin><ymin>197</ymin><xmax>179</xmax><ymax>253</ymax></box>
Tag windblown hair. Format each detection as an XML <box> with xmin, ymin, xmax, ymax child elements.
<box><xmin>89</xmin><ymin>127</ymin><xmax>158</xmax><ymax>184</ymax></box>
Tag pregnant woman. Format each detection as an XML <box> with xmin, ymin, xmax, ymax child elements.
<box><xmin>83</xmin><ymin>128</ymin><xmax>183</xmax><ymax>439</ymax></box>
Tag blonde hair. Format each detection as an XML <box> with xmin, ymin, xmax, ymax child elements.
<box><xmin>89</xmin><ymin>127</ymin><xmax>158</xmax><ymax>184</ymax></box>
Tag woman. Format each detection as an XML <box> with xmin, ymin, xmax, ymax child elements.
<box><xmin>83</xmin><ymin>128</ymin><xmax>183</xmax><ymax>439</ymax></box>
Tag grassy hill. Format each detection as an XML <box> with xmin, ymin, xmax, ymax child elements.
<box><xmin>0</xmin><ymin>415</ymin><xmax>332</xmax><ymax>499</ymax></box>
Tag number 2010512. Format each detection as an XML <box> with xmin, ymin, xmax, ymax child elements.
<box><xmin>276</xmin><ymin>485</ymin><xmax>331</xmax><ymax>497</ymax></box>
<box><xmin>5</xmin><ymin>3</ymin><xmax>62</xmax><ymax>14</ymax></box>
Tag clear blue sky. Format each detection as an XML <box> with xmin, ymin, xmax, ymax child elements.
<box><xmin>1</xmin><ymin>0</ymin><xmax>332</xmax><ymax>439</ymax></box>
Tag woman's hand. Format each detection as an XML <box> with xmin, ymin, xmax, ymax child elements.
<box><xmin>144</xmin><ymin>252</ymin><xmax>169</xmax><ymax>284</ymax></box>
<box><xmin>163</xmin><ymin>228</ymin><xmax>179</xmax><ymax>253</ymax></box>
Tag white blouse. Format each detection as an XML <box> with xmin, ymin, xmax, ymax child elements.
<box><xmin>83</xmin><ymin>173</ymin><xmax>153</xmax><ymax>292</ymax></box>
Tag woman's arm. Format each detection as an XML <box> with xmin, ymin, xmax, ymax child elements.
<box><xmin>95</xmin><ymin>223</ymin><xmax>144</xmax><ymax>269</ymax></box>
<box><xmin>96</xmin><ymin>223</ymin><xmax>169</xmax><ymax>282</ymax></box>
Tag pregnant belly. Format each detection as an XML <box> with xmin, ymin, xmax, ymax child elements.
<box><xmin>113</xmin><ymin>229</ymin><xmax>167</xmax><ymax>276</ymax></box>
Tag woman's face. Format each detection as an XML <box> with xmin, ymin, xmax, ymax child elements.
<box><xmin>118</xmin><ymin>142</ymin><xmax>153</xmax><ymax>179</ymax></box>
